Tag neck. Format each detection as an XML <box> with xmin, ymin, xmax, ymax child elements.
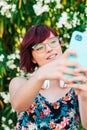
<box><xmin>41</xmin><ymin>79</ymin><xmax>65</xmax><ymax>90</ymax></box>
<box><xmin>50</xmin><ymin>79</ymin><xmax>65</xmax><ymax>88</ymax></box>
<box><xmin>50</xmin><ymin>80</ymin><xmax>60</xmax><ymax>87</ymax></box>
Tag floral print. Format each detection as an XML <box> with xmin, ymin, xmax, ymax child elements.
<box><xmin>16</xmin><ymin>88</ymin><xmax>79</xmax><ymax>130</ymax></box>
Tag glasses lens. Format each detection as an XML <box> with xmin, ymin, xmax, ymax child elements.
<box><xmin>32</xmin><ymin>44</ymin><xmax>45</xmax><ymax>52</ymax></box>
<box><xmin>49</xmin><ymin>37</ymin><xmax>59</xmax><ymax>47</ymax></box>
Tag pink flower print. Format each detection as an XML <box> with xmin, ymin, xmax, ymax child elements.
<box><xmin>21</xmin><ymin>126</ymin><xmax>27</xmax><ymax>130</ymax></box>
<box><xmin>75</xmin><ymin>115</ymin><xmax>79</xmax><ymax>123</ymax></box>
<box><xmin>53</xmin><ymin>102</ymin><xmax>60</xmax><ymax>109</ymax></box>
<box><xmin>16</xmin><ymin>122</ymin><xmax>20</xmax><ymax>129</ymax></box>
<box><xmin>43</xmin><ymin>107</ymin><xmax>51</xmax><ymax>115</ymax></box>
<box><xmin>60</xmin><ymin>117</ymin><xmax>70</xmax><ymax>128</ymax></box>
<box><xmin>50</xmin><ymin>120</ymin><xmax>56</xmax><ymax>129</ymax></box>
<box><xmin>27</xmin><ymin>103</ymin><xmax>37</xmax><ymax>113</ymax></box>
<box><xmin>60</xmin><ymin>121</ymin><xmax>66</xmax><ymax>128</ymax></box>
<box><xmin>41</xmin><ymin>101</ymin><xmax>49</xmax><ymax>108</ymax></box>
<box><xmin>62</xmin><ymin>95</ymin><xmax>71</xmax><ymax>101</ymax></box>
<box><xmin>40</xmin><ymin>111</ymin><xmax>44</xmax><ymax>118</ymax></box>
<box><xmin>17</xmin><ymin>112</ymin><xmax>24</xmax><ymax>119</ymax></box>
<box><xmin>62</xmin><ymin>101</ymin><xmax>67</xmax><ymax>104</ymax></box>
<box><xmin>40</xmin><ymin>107</ymin><xmax>51</xmax><ymax>118</ymax></box>
<box><xmin>53</xmin><ymin>125</ymin><xmax>61</xmax><ymax>130</ymax></box>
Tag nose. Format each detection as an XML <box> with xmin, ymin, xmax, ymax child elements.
<box><xmin>45</xmin><ymin>43</ymin><xmax>53</xmax><ymax>52</ymax></box>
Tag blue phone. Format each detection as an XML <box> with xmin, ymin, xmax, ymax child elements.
<box><xmin>65</xmin><ymin>31</ymin><xmax>87</xmax><ymax>79</ymax></box>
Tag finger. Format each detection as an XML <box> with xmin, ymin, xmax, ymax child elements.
<box><xmin>66</xmin><ymin>83</ymin><xmax>84</xmax><ymax>90</ymax></box>
<box><xmin>59</xmin><ymin>66</ymin><xmax>81</xmax><ymax>76</ymax></box>
<box><xmin>65</xmin><ymin>60</ymin><xmax>80</xmax><ymax>68</ymax></box>
<box><xmin>63</xmin><ymin>49</ymin><xmax>77</xmax><ymax>59</ymax></box>
<box><xmin>58</xmin><ymin>59</ymin><xmax>80</xmax><ymax>68</ymax></box>
<box><xmin>68</xmin><ymin>76</ymin><xmax>87</xmax><ymax>84</ymax></box>
<box><xmin>74</xmin><ymin>67</ymin><xmax>87</xmax><ymax>75</ymax></box>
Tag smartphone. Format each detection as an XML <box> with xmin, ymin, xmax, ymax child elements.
<box><xmin>65</xmin><ymin>31</ymin><xmax>87</xmax><ymax>79</ymax></box>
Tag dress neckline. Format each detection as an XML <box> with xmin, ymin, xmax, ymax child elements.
<box><xmin>38</xmin><ymin>88</ymin><xmax>74</xmax><ymax>105</ymax></box>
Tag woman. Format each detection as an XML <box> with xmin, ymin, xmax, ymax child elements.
<box><xmin>9</xmin><ymin>24</ymin><xmax>87</xmax><ymax>130</ymax></box>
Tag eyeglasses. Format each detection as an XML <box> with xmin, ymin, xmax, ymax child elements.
<box><xmin>32</xmin><ymin>36</ymin><xmax>60</xmax><ymax>53</ymax></box>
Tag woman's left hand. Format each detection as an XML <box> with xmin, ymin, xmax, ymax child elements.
<box><xmin>66</xmin><ymin>67</ymin><xmax>87</xmax><ymax>99</ymax></box>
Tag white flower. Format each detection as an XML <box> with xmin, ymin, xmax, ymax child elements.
<box><xmin>56</xmin><ymin>12</ymin><xmax>72</xmax><ymax>29</ymax></box>
<box><xmin>6</xmin><ymin>51</ymin><xmax>19</xmax><ymax>69</ymax></box>
<box><xmin>0</xmin><ymin>3</ymin><xmax>11</xmax><ymax>17</ymax></box>
<box><xmin>2</xmin><ymin>124</ymin><xmax>11</xmax><ymax>130</ymax></box>
<box><xmin>33</xmin><ymin>2</ymin><xmax>42</xmax><ymax>16</ymax></box>
<box><xmin>6</xmin><ymin>60</ymin><xmax>17</xmax><ymax>69</ymax></box>
<box><xmin>51</xmin><ymin>0</ymin><xmax>56</xmax><ymax>2</ymax></box>
<box><xmin>2</xmin><ymin>117</ymin><xmax>6</xmax><ymax>122</ymax></box>
<box><xmin>0</xmin><ymin>1</ymin><xmax>16</xmax><ymax>18</ymax></box>
<box><xmin>85</xmin><ymin>7</ymin><xmax>87</xmax><ymax>14</ymax></box>
<box><xmin>44</xmin><ymin>0</ymin><xmax>50</xmax><ymax>4</ymax></box>
<box><xmin>44</xmin><ymin>0</ymin><xmax>59</xmax><ymax>3</ymax></box>
<box><xmin>72</xmin><ymin>12</ymin><xmax>80</xmax><ymax>27</ymax></box>
<box><xmin>3</xmin><ymin>4</ymin><xmax>11</xmax><ymax>10</ymax></box>
<box><xmin>86</xmin><ymin>27</ymin><xmax>87</xmax><ymax>32</ymax></box>
<box><xmin>0</xmin><ymin>1</ymin><xmax>6</xmax><ymax>7</ymax></box>
<box><xmin>56</xmin><ymin>12</ymin><xmax>68</xmax><ymax>28</ymax></box>
<box><xmin>61</xmin><ymin>12</ymin><xmax>68</xmax><ymax>19</ymax></box>
<box><xmin>42</xmin><ymin>4</ymin><xmax>49</xmax><ymax>12</ymax></box>
<box><xmin>0</xmin><ymin>54</ymin><xmax>4</xmax><ymax>62</ymax></box>
<box><xmin>16</xmin><ymin>67</ymin><xmax>26</xmax><ymax>77</ymax></box>
<box><xmin>16</xmin><ymin>54</ymin><xmax>20</xmax><ymax>59</ymax></box>
<box><xmin>19</xmin><ymin>37</ymin><xmax>23</xmax><ymax>42</ymax></box>
<box><xmin>12</xmin><ymin>107</ymin><xmax>15</xmax><ymax>112</ymax></box>
<box><xmin>63</xmin><ymin>34</ymin><xmax>70</xmax><ymax>38</ymax></box>
<box><xmin>15</xmin><ymin>50</ymin><xmax>20</xmax><ymax>59</ymax></box>
<box><xmin>0</xmin><ymin>92</ymin><xmax>10</xmax><ymax>104</ymax></box>
<box><xmin>56</xmin><ymin>21</ymin><xmax>63</xmax><ymax>28</ymax></box>
<box><xmin>7</xmin><ymin>54</ymin><xmax>16</xmax><ymax>60</ymax></box>
<box><xmin>56</xmin><ymin>0</ymin><xmax>62</xmax><ymax>9</ymax></box>
<box><xmin>33</xmin><ymin>2</ymin><xmax>49</xmax><ymax>16</ymax></box>
<box><xmin>15</xmin><ymin>50</ymin><xmax>20</xmax><ymax>54</ymax></box>
<box><xmin>11</xmin><ymin>4</ymin><xmax>16</xmax><ymax>12</ymax></box>
<box><xmin>8</xmin><ymin>119</ymin><xmax>13</xmax><ymax>125</ymax></box>
<box><xmin>56</xmin><ymin>4</ymin><xmax>62</xmax><ymax>9</ymax></box>
<box><xmin>5</xmin><ymin>10</ymin><xmax>11</xmax><ymax>18</ymax></box>
<box><xmin>7</xmin><ymin>51</ymin><xmax>20</xmax><ymax>60</ymax></box>
<box><xmin>84</xmin><ymin>27</ymin><xmax>87</xmax><ymax>34</ymax></box>
<box><xmin>65</xmin><ymin>23</ymin><xmax>72</xmax><ymax>29</ymax></box>
<box><xmin>36</xmin><ymin>0</ymin><xmax>42</xmax><ymax>1</ymax></box>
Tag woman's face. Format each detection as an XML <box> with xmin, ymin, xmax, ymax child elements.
<box><xmin>32</xmin><ymin>33</ymin><xmax>62</xmax><ymax>67</ymax></box>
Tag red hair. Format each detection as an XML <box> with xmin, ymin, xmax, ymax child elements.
<box><xmin>20</xmin><ymin>24</ymin><xmax>58</xmax><ymax>73</ymax></box>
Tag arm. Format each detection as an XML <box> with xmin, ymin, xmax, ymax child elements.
<box><xmin>9</xmin><ymin>73</ymin><xmax>44</xmax><ymax>112</ymax></box>
<box><xmin>9</xmin><ymin>50</ymin><xmax>79</xmax><ymax>112</ymax></box>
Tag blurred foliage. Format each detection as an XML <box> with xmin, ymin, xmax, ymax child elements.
<box><xmin>0</xmin><ymin>0</ymin><xmax>87</xmax><ymax>129</ymax></box>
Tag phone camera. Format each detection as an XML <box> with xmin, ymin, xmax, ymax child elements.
<box><xmin>75</xmin><ymin>34</ymin><xmax>82</xmax><ymax>41</ymax></box>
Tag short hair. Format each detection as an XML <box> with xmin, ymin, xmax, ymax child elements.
<box><xmin>20</xmin><ymin>24</ymin><xmax>58</xmax><ymax>73</ymax></box>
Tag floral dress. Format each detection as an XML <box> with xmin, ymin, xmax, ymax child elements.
<box><xmin>16</xmin><ymin>88</ymin><xmax>79</xmax><ymax>130</ymax></box>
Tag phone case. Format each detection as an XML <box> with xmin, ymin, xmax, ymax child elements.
<box><xmin>65</xmin><ymin>30</ymin><xmax>87</xmax><ymax>79</ymax></box>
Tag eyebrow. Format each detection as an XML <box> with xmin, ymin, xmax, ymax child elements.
<box><xmin>39</xmin><ymin>36</ymin><xmax>58</xmax><ymax>44</ymax></box>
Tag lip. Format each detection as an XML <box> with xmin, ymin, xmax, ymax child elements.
<box><xmin>46</xmin><ymin>53</ymin><xmax>58</xmax><ymax>60</ymax></box>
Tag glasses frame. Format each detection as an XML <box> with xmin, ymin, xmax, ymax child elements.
<box><xmin>32</xmin><ymin>36</ymin><xmax>60</xmax><ymax>53</ymax></box>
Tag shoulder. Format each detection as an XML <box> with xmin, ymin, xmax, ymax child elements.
<box><xmin>9</xmin><ymin>77</ymin><xmax>27</xmax><ymax>86</ymax></box>
<box><xmin>9</xmin><ymin>77</ymin><xmax>28</xmax><ymax>93</ymax></box>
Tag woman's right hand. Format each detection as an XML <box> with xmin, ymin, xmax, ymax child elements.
<box><xmin>37</xmin><ymin>49</ymin><xmax>80</xmax><ymax>83</ymax></box>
